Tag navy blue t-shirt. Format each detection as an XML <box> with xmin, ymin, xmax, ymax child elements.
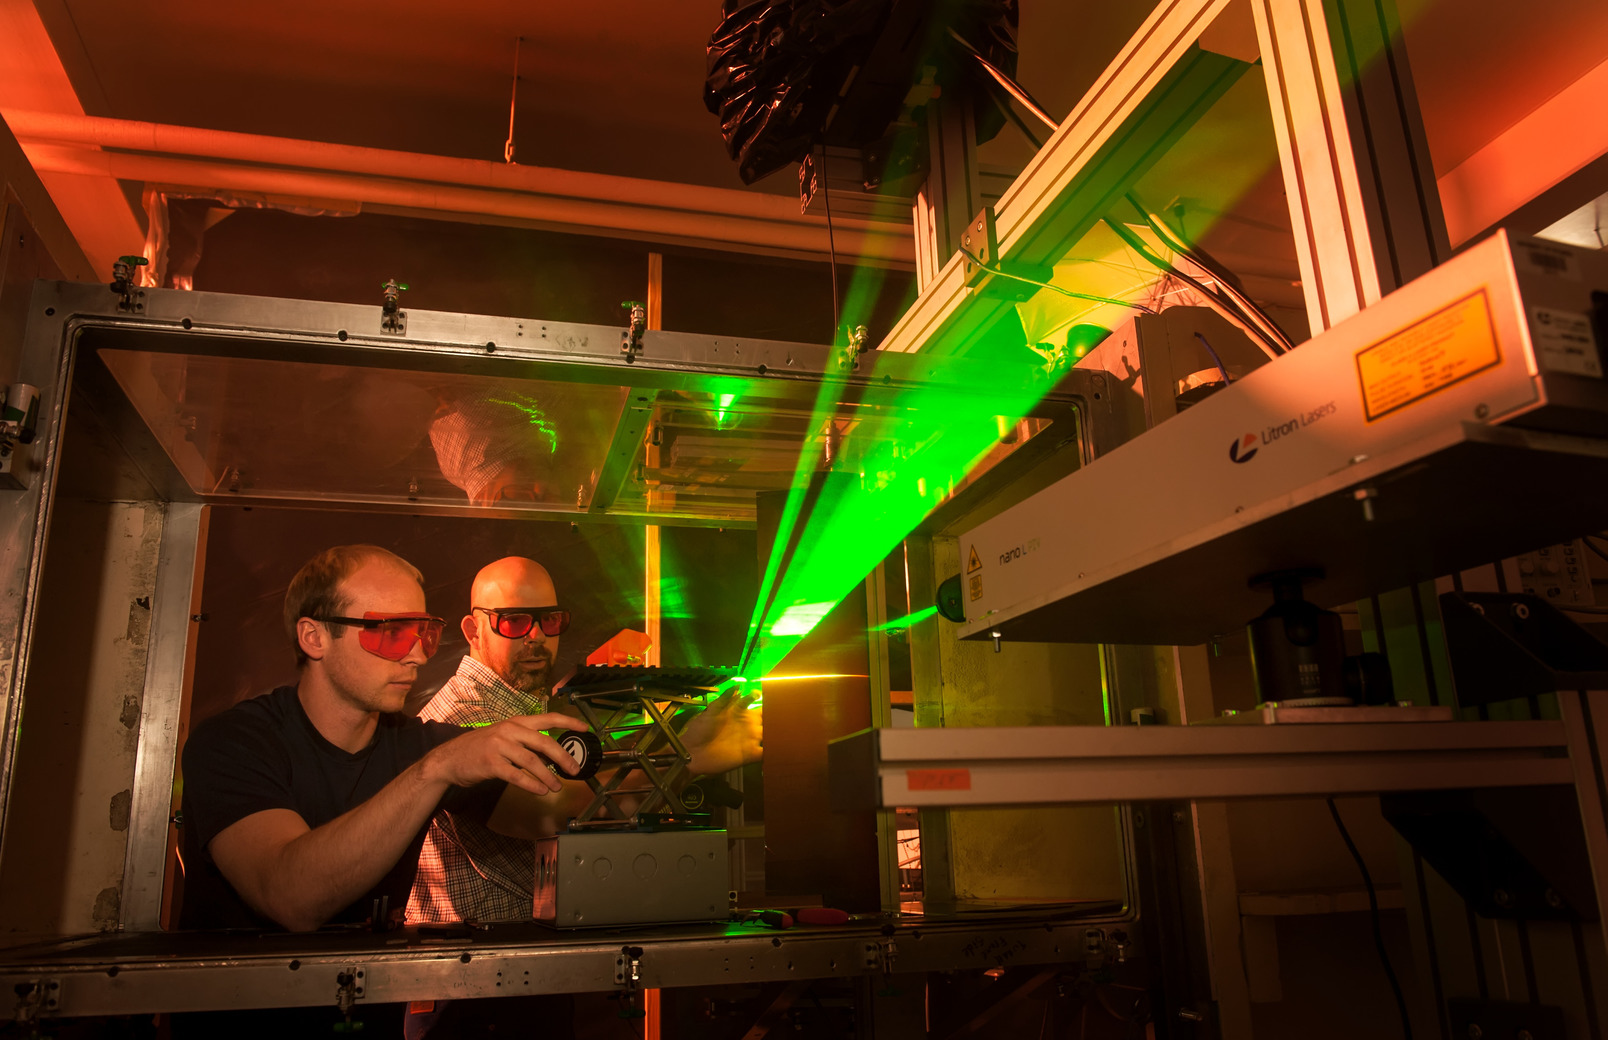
<box><xmin>179</xmin><ymin>684</ymin><xmax>499</xmax><ymax>930</ymax></box>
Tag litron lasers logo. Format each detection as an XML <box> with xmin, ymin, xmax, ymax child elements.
<box><xmin>1228</xmin><ymin>400</ymin><xmax>1337</xmax><ymax>464</ymax></box>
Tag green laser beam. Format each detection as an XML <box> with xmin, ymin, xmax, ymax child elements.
<box><xmin>743</xmin><ymin>323</ymin><xmax>1053</xmax><ymax>677</ymax></box>
<box><xmin>739</xmin><ymin>61</ymin><xmax>1311</xmax><ymax>675</ymax></box>
<box><xmin>871</xmin><ymin>604</ymin><xmax>938</xmax><ymax>633</ymax></box>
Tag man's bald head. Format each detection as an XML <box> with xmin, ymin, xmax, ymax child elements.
<box><xmin>462</xmin><ymin>556</ymin><xmax>561</xmax><ymax>698</ymax></box>
<box><xmin>471</xmin><ymin>556</ymin><xmax>557</xmax><ymax>609</ymax></box>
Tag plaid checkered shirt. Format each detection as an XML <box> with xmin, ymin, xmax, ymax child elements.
<box><xmin>406</xmin><ymin>655</ymin><xmax>548</xmax><ymax>923</ymax></box>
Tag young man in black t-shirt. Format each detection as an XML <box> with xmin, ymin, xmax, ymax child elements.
<box><xmin>180</xmin><ymin>544</ymin><xmax>589</xmax><ymax>934</ymax></box>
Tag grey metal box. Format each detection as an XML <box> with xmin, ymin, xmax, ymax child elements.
<box><xmin>533</xmin><ymin>829</ymin><xmax>729</xmax><ymax>928</ymax></box>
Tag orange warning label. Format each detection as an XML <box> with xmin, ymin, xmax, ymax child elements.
<box><xmin>1355</xmin><ymin>289</ymin><xmax>1501</xmax><ymax>422</ymax></box>
<box><xmin>907</xmin><ymin>768</ymin><xmax>972</xmax><ymax>791</ymax></box>
<box><xmin>967</xmin><ymin>545</ymin><xmax>982</xmax><ymax>573</ymax></box>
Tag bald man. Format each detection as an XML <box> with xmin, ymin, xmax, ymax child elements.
<box><xmin>407</xmin><ymin>556</ymin><xmax>761</xmax><ymax>923</ymax></box>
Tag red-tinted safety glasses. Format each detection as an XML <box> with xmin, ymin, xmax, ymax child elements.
<box><xmin>473</xmin><ymin>606</ymin><xmax>571</xmax><ymax>639</ymax></box>
<box><xmin>313</xmin><ymin>612</ymin><xmax>446</xmax><ymax>661</ymax></box>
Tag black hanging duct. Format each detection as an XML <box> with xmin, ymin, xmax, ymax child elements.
<box><xmin>703</xmin><ymin>0</ymin><xmax>1021</xmax><ymax>188</ymax></box>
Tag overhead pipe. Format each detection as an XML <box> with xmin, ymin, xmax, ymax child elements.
<box><xmin>9</xmin><ymin>111</ymin><xmax>914</xmax><ymax>266</ymax></box>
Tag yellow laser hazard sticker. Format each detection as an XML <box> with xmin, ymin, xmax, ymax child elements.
<box><xmin>967</xmin><ymin>545</ymin><xmax>982</xmax><ymax>574</ymax></box>
<box><xmin>1355</xmin><ymin>289</ymin><xmax>1501</xmax><ymax>422</ymax></box>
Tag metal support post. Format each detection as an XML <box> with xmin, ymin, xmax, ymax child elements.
<box><xmin>864</xmin><ymin>561</ymin><xmax>902</xmax><ymax>912</ymax></box>
<box><xmin>1557</xmin><ymin>690</ymin><xmax>1608</xmax><ymax>960</ymax></box>
<box><xmin>913</xmin><ymin>99</ymin><xmax>982</xmax><ymax>292</ymax></box>
<box><xmin>1251</xmin><ymin>0</ymin><xmax>1450</xmax><ymax>333</ymax></box>
<box><xmin>0</xmin><ymin>283</ymin><xmax>73</xmax><ymax>864</ymax></box>
<box><xmin>120</xmin><ymin>502</ymin><xmax>208</xmax><ymax>931</ymax></box>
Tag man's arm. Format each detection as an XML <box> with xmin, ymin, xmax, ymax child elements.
<box><xmin>485</xmin><ymin>778</ymin><xmax>603</xmax><ymax>841</ymax></box>
<box><xmin>680</xmin><ymin>691</ymin><xmax>762</xmax><ymax>777</ymax></box>
<box><xmin>208</xmin><ymin>715</ymin><xmax>585</xmax><ymax>931</ymax></box>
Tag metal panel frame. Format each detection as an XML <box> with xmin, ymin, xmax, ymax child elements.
<box><xmin>36</xmin><ymin>282</ymin><xmax>1092</xmax><ymax>530</ymax></box>
<box><xmin>0</xmin><ymin>915</ymin><xmax>1114</xmax><ymax>1019</ymax></box>
<box><xmin>588</xmin><ymin>388</ymin><xmax>657</xmax><ymax>514</ymax></box>
<box><xmin>118</xmin><ymin>501</ymin><xmax>206</xmax><ymax>931</ymax></box>
<box><xmin>60</xmin><ymin>282</ymin><xmax>1081</xmax><ymax>416</ymax></box>
<box><xmin>0</xmin><ymin>280</ymin><xmax>80</xmax><ymax>865</ymax></box>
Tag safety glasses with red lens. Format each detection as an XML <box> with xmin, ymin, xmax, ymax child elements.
<box><xmin>313</xmin><ymin>612</ymin><xmax>446</xmax><ymax>661</ymax></box>
<box><xmin>473</xmin><ymin>606</ymin><xmax>571</xmax><ymax>639</ymax></box>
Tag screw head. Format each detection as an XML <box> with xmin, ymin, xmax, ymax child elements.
<box><xmin>1466</xmin><ymin>1025</ymin><xmax>1482</xmax><ymax>1039</ymax></box>
<box><xmin>1512</xmin><ymin>603</ymin><xmax>1531</xmax><ymax>619</ymax></box>
<box><xmin>1474</xmin><ymin>403</ymin><xmax>1490</xmax><ymax>419</ymax></box>
<box><xmin>1493</xmin><ymin>889</ymin><xmax>1511</xmax><ymax>907</ymax></box>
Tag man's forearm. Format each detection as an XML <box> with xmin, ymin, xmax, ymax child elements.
<box><xmin>227</xmin><ymin>762</ymin><xmax>450</xmax><ymax>930</ymax></box>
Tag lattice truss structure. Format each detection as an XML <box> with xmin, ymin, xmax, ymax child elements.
<box><xmin>559</xmin><ymin>666</ymin><xmax>739</xmax><ymax>828</ymax></box>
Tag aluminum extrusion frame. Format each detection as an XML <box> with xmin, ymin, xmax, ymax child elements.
<box><xmin>827</xmin><ymin>721</ymin><xmax>1573</xmax><ymax>809</ymax></box>
<box><xmin>0</xmin><ymin>915</ymin><xmax>1112</xmax><ymax>1020</ymax></box>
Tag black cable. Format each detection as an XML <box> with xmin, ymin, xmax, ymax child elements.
<box><xmin>1194</xmin><ymin>332</ymin><xmax>1231</xmax><ymax>384</ymax></box>
<box><xmin>820</xmin><ymin>145</ymin><xmax>840</xmax><ymax>343</ymax></box>
<box><xmin>1124</xmin><ymin>192</ymin><xmax>1295</xmax><ymax>355</ymax></box>
<box><xmin>1116</xmin><ymin>217</ymin><xmax>1284</xmax><ymax>359</ymax></box>
<box><xmin>947</xmin><ymin>27</ymin><xmax>1059</xmax><ymax>131</ymax></box>
<box><xmin>1102</xmin><ymin>217</ymin><xmax>1279</xmax><ymax>356</ymax></box>
<box><xmin>957</xmin><ymin>246</ymin><xmax>1158</xmax><ymax>313</ymax></box>
<box><xmin>1328</xmin><ymin>797</ymin><xmax>1413</xmax><ymax>1039</ymax></box>
<box><xmin>981</xmin><ymin>74</ymin><xmax>1047</xmax><ymax>150</ymax></box>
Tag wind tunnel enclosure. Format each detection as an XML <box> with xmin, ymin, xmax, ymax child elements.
<box><xmin>4</xmin><ymin>0</ymin><xmax>1608</xmax><ymax>1037</ymax></box>
<box><xmin>0</xmin><ymin>276</ymin><xmax>1137</xmax><ymax>1024</ymax></box>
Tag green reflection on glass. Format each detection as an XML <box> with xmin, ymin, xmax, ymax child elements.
<box><xmin>486</xmin><ymin>394</ymin><xmax>559</xmax><ymax>454</ymax></box>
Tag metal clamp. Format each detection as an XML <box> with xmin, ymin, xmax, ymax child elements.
<box><xmin>110</xmin><ymin>255</ymin><xmax>147</xmax><ymax>313</ymax></box>
<box><xmin>1083</xmin><ymin>927</ymin><xmax>1107</xmax><ymax>968</ymax></box>
<box><xmin>0</xmin><ymin>383</ymin><xmax>41</xmax><ymax>486</ymax></box>
<box><xmin>620</xmin><ymin>301</ymin><xmax>647</xmax><ymax>360</ymax></box>
<box><xmin>335</xmin><ymin>966</ymin><xmax>365</xmax><ymax>1015</ymax></box>
<box><xmin>958</xmin><ymin>207</ymin><xmax>1052</xmax><ymax>302</ymax></box>
<box><xmin>835</xmin><ymin>323</ymin><xmax>869</xmax><ymax>371</ymax></box>
<box><xmin>380</xmin><ymin>280</ymin><xmax>409</xmax><ymax>334</ymax></box>
<box><xmin>13</xmin><ymin>978</ymin><xmax>60</xmax><ymax>1022</ymax></box>
<box><xmin>862</xmin><ymin>938</ymin><xmax>898</xmax><ymax>975</ymax></box>
<box><xmin>614</xmin><ymin>945</ymin><xmax>645</xmax><ymax>989</ymax></box>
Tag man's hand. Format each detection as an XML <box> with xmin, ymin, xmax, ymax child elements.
<box><xmin>680</xmin><ymin>691</ymin><xmax>763</xmax><ymax>776</ymax></box>
<box><xmin>422</xmin><ymin>714</ymin><xmax>590</xmax><ymax>795</ymax></box>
